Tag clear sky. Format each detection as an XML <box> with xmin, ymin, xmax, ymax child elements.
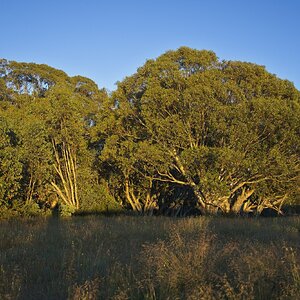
<box><xmin>1</xmin><ymin>0</ymin><xmax>299</xmax><ymax>91</ymax></box>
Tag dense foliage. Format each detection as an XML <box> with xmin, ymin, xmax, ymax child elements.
<box><xmin>0</xmin><ymin>59</ymin><xmax>119</xmax><ymax>216</ymax></box>
<box><xmin>0</xmin><ymin>47</ymin><xmax>299</xmax><ymax>216</ymax></box>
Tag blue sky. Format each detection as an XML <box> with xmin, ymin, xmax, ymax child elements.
<box><xmin>1</xmin><ymin>0</ymin><xmax>300</xmax><ymax>91</ymax></box>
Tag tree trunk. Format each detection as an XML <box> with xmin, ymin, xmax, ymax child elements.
<box><xmin>51</xmin><ymin>140</ymin><xmax>79</xmax><ymax>210</ymax></box>
<box><xmin>26</xmin><ymin>173</ymin><xmax>36</xmax><ymax>204</ymax></box>
<box><xmin>124</xmin><ymin>177</ymin><xmax>142</xmax><ymax>212</ymax></box>
<box><xmin>172</xmin><ymin>151</ymin><xmax>206</xmax><ymax>213</ymax></box>
<box><xmin>231</xmin><ymin>187</ymin><xmax>255</xmax><ymax>214</ymax></box>
<box><xmin>143</xmin><ymin>178</ymin><xmax>158</xmax><ymax>215</ymax></box>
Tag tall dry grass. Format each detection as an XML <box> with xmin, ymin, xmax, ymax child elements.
<box><xmin>0</xmin><ymin>216</ymin><xmax>299</xmax><ymax>299</ymax></box>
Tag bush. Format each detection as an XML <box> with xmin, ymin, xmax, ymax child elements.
<box><xmin>59</xmin><ymin>203</ymin><xmax>77</xmax><ymax>217</ymax></box>
<box><xmin>79</xmin><ymin>183</ymin><xmax>123</xmax><ymax>214</ymax></box>
<box><xmin>0</xmin><ymin>201</ymin><xmax>43</xmax><ymax>218</ymax></box>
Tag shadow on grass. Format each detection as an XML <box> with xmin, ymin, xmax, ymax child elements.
<box><xmin>18</xmin><ymin>214</ymin><xmax>69</xmax><ymax>299</ymax></box>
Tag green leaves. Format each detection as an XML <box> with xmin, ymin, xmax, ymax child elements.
<box><xmin>105</xmin><ymin>47</ymin><xmax>300</xmax><ymax>214</ymax></box>
<box><xmin>0</xmin><ymin>116</ymin><xmax>22</xmax><ymax>205</ymax></box>
<box><xmin>0</xmin><ymin>48</ymin><xmax>299</xmax><ymax>216</ymax></box>
<box><xmin>0</xmin><ymin>59</ymin><xmax>114</xmax><ymax>215</ymax></box>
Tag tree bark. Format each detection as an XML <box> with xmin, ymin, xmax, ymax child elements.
<box><xmin>231</xmin><ymin>187</ymin><xmax>255</xmax><ymax>213</ymax></box>
<box><xmin>172</xmin><ymin>150</ymin><xmax>207</xmax><ymax>213</ymax></box>
<box><xmin>51</xmin><ymin>140</ymin><xmax>79</xmax><ymax>210</ymax></box>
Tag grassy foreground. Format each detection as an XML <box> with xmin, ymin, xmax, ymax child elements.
<box><xmin>0</xmin><ymin>216</ymin><xmax>299</xmax><ymax>299</ymax></box>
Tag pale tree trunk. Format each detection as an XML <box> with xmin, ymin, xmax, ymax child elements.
<box><xmin>212</xmin><ymin>196</ymin><xmax>231</xmax><ymax>213</ymax></box>
<box><xmin>172</xmin><ymin>150</ymin><xmax>207</xmax><ymax>213</ymax></box>
<box><xmin>257</xmin><ymin>194</ymin><xmax>287</xmax><ymax>215</ymax></box>
<box><xmin>124</xmin><ymin>177</ymin><xmax>158</xmax><ymax>215</ymax></box>
<box><xmin>143</xmin><ymin>178</ymin><xmax>158</xmax><ymax>215</ymax></box>
<box><xmin>26</xmin><ymin>173</ymin><xmax>36</xmax><ymax>204</ymax></box>
<box><xmin>124</xmin><ymin>177</ymin><xmax>142</xmax><ymax>213</ymax></box>
<box><xmin>231</xmin><ymin>187</ymin><xmax>255</xmax><ymax>214</ymax></box>
<box><xmin>51</xmin><ymin>140</ymin><xmax>79</xmax><ymax>210</ymax></box>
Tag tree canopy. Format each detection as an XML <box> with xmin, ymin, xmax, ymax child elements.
<box><xmin>0</xmin><ymin>47</ymin><xmax>299</xmax><ymax>217</ymax></box>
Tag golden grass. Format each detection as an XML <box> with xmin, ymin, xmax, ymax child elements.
<box><xmin>0</xmin><ymin>216</ymin><xmax>299</xmax><ymax>299</ymax></box>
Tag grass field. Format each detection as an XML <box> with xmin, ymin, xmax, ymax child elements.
<box><xmin>0</xmin><ymin>216</ymin><xmax>299</xmax><ymax>299</ymax></box>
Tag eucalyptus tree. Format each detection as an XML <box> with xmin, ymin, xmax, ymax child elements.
<box><xmin>0</xmin><ymin>60</ymin><xmax>116</xmax><ymax>214</ymax></box>
<box><xmin>104</xmin><ymin>47</ymin><xmax>300</xmax><ymax>214</ymax></box>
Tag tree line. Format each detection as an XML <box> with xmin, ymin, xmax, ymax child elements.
<box><xmin>0</xmin><ymin>47</ymin><xmax>299</xmax><ymax>217</ymax></box>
